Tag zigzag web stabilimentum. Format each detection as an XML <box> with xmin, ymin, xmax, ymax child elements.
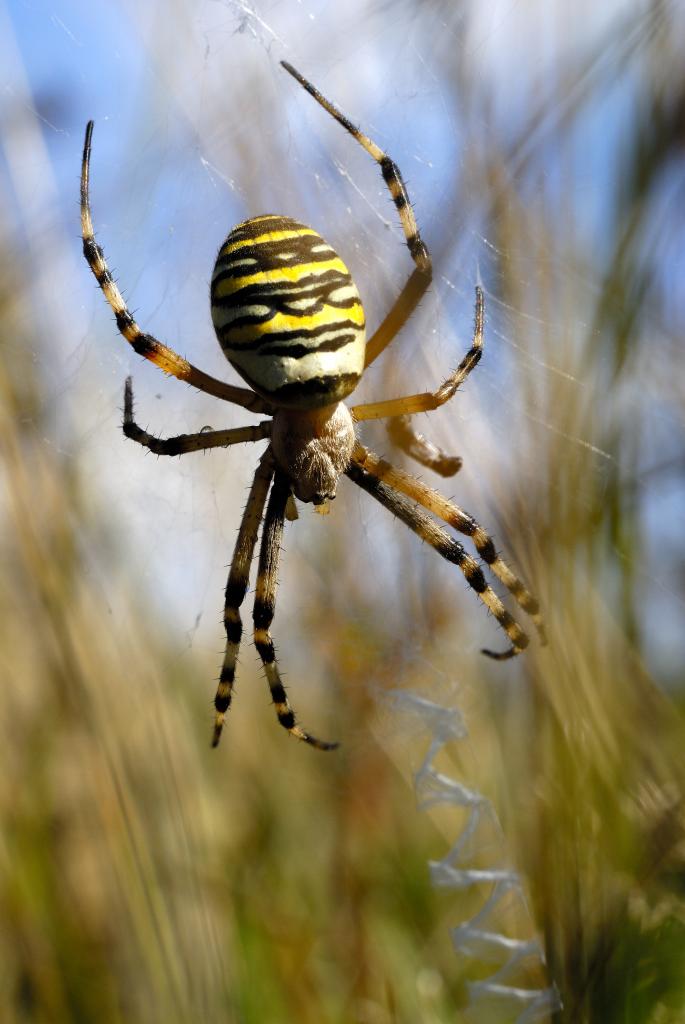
<box><xmin>383</xmin><ymin>686</ymin><xmax>562</xmax><ymax>1022</ymax></box>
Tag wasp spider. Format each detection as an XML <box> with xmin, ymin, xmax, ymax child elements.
<box><xmin>81</xmin><ymin>61</ymin><xmax>546</xmax><ymax>750</ymax></box>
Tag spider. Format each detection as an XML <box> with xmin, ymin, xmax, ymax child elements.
<box><xmin>81</xmin><ymin>61</ymin><xmax>546</xmax><ymax>751</ymax></box>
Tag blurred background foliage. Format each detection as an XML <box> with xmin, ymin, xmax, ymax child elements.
<box><xmin>1</xmin><ymin>0</ymin><xmax>684</xmax><ymax>1021</ymax></box>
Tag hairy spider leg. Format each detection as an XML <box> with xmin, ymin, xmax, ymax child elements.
<box><xmin>281</xmin><ymin>62</ymin><xmax>446</xmax><ymax>470</ymax></box>
<box><xmin>253</xmin><ymin>472</ymin><xmax>338</xmax><ymax>749</ymax></box>
<box><xmin>352</xmin><ymin>287</ymin><xmax>484</xmax><ymax>426</ymax></box>
<box><xmin>386</xmin><ymin>415</ymin><xmax>463</xmax><ymax>477</ymax></box>
<box><xmin>351</xmin><ymin>442</ymin><xmax>546</xmax><ymax>646</ymax></box>
<box><xmin>213</xmin><ymin>452</ymin><xmax>275</xmax><ymax>748</ymax></box>
<box><xmin>355</xmin><ymin>287</ymin><xmax>485</xmax><ymax>476</ymax></box>
<box><xmin>346</xmin><ymin>462</ymin><xmax>529</xmax><ymax>659</ymax></box>
<box><xmin>81</xmin><ymin>123</ymin><xmax>268</xmax><ymax>414</ymax></box>
<box><xmin>123</xmin><ymin>378</ymin><xmax>272</xmax><ymax>455</ymax></box>
<box><xmin>281</xmin><ymin>63</ymin><xmax>430</xmax><ymax>279</ymax></box>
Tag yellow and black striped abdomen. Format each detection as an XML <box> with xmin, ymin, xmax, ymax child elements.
<box><xmin>211</xmin><ymin>215</ymin><xmax>366</xmax><ymax>409</ymax></box>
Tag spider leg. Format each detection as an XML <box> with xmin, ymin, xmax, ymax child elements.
<box><xmin>352</xmin><ymin>287</ymin><xmax>484</xmax><ymax>424</ymax></box>
<box><xmin>386</xmin><ymin>415</ymin><xmax>463</xmax><ymax>478</ymax></box>
<box><xmin>350</xmin><ymin>442</ymin><xmax>546</xmax><ymax>647</ymax></box>
<box><xmin>122</xmin><ymin>377</ymin><xmax>271</xmax><ymax>455</ymax></box>
<box><xmin>81</xmin><ymin>123</ymin><xmax>270</xmax><ymax>415</ymax></box>
<box><xmin>280</xmin><ymin>62</ymin><xmax>432</xmax><ymax>368</ymax></box>
<box><xmin>253</xmin><ymin>472</ymin><xmax>338</xmax><ymax>751</ymax></box>
<box><xmin>212</xmin><ymin>450</ymin><xmax>274</xmax><ymax>748</ymax></box>
<box><xmin>346</xmin><ymin>461</ymin><xmax>529</xmax><ymax>660</ymax></box>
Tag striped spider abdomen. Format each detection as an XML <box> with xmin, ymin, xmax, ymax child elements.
<box><xmin>210</xmin><ymin>214</ymin><xmax>366</xmax><ymax>409</ymax></box>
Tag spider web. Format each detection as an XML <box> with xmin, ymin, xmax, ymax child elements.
<box><xmin>5</xmin><ymin>0</ymin><xmax>685</xmax><ymax>1018</ymax></box>
<box><xmin>6</xmin><ymin>0</ymin><xmax>683</xmax><ymax>660</ymax></box>
<box><xmin>382</xmin><ymin>686</ymin><xmax>562</xmax><ymax>1022</ymax></box>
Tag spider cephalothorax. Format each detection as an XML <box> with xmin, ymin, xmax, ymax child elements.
<box><xmin>271</xmin><ymin>403</ymin><xmax>355</xmax><ymax>504</ymax></box>
<box><xmin>81</xmin><ymin>60</ymin><xmax>546</xmax><ymax>751</ymax></box>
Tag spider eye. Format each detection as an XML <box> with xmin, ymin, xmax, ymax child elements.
<box><xmin>312</xmin><ymin>492</ymin><xmax>335</xmax><ymax>506</ymax></box>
